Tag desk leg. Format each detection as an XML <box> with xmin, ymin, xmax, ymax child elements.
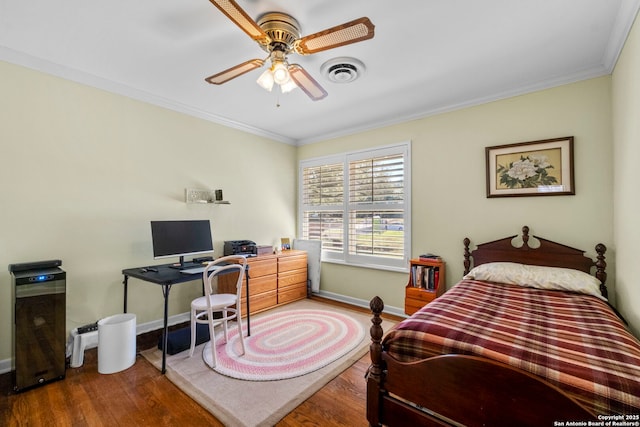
<box><xmin>123</xmin><ymin>275</ymin><xmax>129</xmax><ymax>313</ymax></box>
<box><xmin>161</xmin><ymin>284</ymin><xmax>172</xmax><ymax>374</ymax></box>
<box><xmin>245</xmin><ymin>274</ymin><xmax>250</xmax><ymax>336</ymax></box>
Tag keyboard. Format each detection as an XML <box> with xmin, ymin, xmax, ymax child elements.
<box><xmin>179</xmin><ymin>265</ymin><xmax>221</xmax><ymax>275</ymax></box>
<box><xmin>180</xmin><ymin>266</ymin><xmax>206</xmax><ymax>274</ymax></box>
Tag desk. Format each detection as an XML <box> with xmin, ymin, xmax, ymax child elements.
<box><xmin>122</xmin><ymin>263</ymin><xmax>250</xmax><ymax>374</ymax></box>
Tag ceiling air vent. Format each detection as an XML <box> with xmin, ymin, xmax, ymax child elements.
<box><xmin>321</xmin><ymin>57</ymin><xmax>365</xmax><ymax>84</ymax></box>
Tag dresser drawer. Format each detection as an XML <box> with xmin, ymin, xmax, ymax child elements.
<box><xmin>278</xmin><ymin>284</ymin><xmax>307</xmax><ymax>304</ymax></box>
<box><xmin>241</xmin><ymin>274</ymin><xmax>276</xmax><ymax>298</ymax></box>
<box><xmin>278</xmin><ymin>269</ymin><xmax>307</xmax><ymax>289</ymax></box>
<box><xmin>405</xmin><ymin>287</ymin><xmax>438</xmax><ymax>303</ymax></box>
<box><xmin>241</xmin><ymin>290</ymin><xmax>277</xmax><ymax>315</ymax></box>
<box><xmin>248</xmin><ymin>256</ymin><xmax>277</xmax><ymax>277</ymax></box>
<box><xmin>404</xmin><ymin>296</ymin><xmax>435</xmax><ymax>316</ymax></box>
<box><xmin>404</xmin><ymin>287</ymin><xmax>437</xmax><ymax>315</ymax></box>
<box><xmin>278</xmin><ymin>253</ymin><xmax>307</xmax><ymax>272</ymax></box>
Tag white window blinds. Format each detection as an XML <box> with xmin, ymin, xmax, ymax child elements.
<box><xmin>299</xmin><ymin>143</ymin><xmax>410</xmax><ymax>270</ymax></box>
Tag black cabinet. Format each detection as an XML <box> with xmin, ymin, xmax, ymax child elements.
<box><xmin>10</xmin><ymin>265</ymin><xmax>66</xmax><ymax>391</ymax></box>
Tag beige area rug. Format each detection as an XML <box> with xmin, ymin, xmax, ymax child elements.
<box><xmin>141</xmin><ymin>299</ymin><xmax>395</xmax><ymax>427</ymax></box>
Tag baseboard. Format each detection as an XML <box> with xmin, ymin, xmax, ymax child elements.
<box><xmin>0</xmin><ymin>312</ymin><xmax>192</xmax><ymax>375</ymax></box>
<box><xmin>135</xmin><ymin>312</ymin><xmax>191</xmax><ymax>335</ymax></box>
<box><xmin>312</xmin><ymin>290</ymin><xmax>406</xmax><ymax>318</ymax></box>
<box><xmin>0</xmin><ymin>358</ymin><xmax>12</xmax><ymax>375</ymax></box>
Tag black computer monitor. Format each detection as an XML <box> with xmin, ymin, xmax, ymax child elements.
<box><xmin>150</xmin><ymin>220</ymin><xmax>213</xmax><ymax>267</ymax></box>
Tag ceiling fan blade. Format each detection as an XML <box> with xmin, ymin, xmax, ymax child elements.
<box><xmin>294</xmin><ymin>17</ymin><xmax>374</xmax><ymax>55</ymax></box>
<box><xmin>205</xmin><ymin>59</ymin><xmax>264</xmax><ymax>85</ymax></box>
<box><xmin>289</xmin><ymin>64</ymin><xmax>328</xmax><ymax>101</ymax></box>
<box><xmin>208</xmin><ymin>0</ymin><xmax>270</xmax><ymax>46</ymax></box>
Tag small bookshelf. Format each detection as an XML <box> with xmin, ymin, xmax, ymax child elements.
<box><xmin>405</xmin><ymin>257</ymin><xmax>446</xmax><ymax>315</ymax></box>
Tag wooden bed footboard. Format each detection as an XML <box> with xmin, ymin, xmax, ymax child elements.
<box><xmin>367</xmin><ymin>296</ymin><xmax>597</xmax><ymax>427</ymax></box>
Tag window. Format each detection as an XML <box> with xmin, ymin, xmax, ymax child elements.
<box><xmin>299</xmin><ymin>142</ymin><xmax>410</xmax><ymax>270</ymax></box>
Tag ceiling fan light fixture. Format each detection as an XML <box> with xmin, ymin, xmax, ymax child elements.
<box><xmin>272</xmin><ymin>62</ymin><xmax>290</xmax><ymax>85</ymax></box>
<box><xmin>280</xmin><ymin>79</ymin><xmax>297</xmax><ymax>93</ymax></box>
<box><xmin>256</xmin><ymin>68</ymin><xmax>275</xmax><ymax>91</ymax></box>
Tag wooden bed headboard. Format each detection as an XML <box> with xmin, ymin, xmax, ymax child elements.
<box><xmin>463</xmin><ymin>225</ymin><xmax>608</xmax><ymax>298</ymax></box>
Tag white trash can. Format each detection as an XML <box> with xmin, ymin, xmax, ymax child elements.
<box><xmin>98</xmin><ymin>313</ymin><xmax>136</xmax><ymax>374</ymax></box>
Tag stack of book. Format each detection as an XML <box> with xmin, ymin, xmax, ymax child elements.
<box><xmin>411</xmin><ymin>265</ymin><xmax>440</xmax><ymax>290</ymax></box>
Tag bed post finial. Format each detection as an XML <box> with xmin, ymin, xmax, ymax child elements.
<box><xmin>368</xmin><ymin>296</ymin><xmax>384</xmax><ymax>381</ymax></box>
<box><xmin>463</xmin><ymin>237</ymin><xmax>471</xmax><ymax>275</ymax></box>
<box><xmin>595</xmin><ymin>243</ymin><xmax>607</xmax><ymax>298</ymax></box>
<box><xmin>522</xmin><ymin>225</ymin><xmax>530</xmax><ymax>248</ymax></box>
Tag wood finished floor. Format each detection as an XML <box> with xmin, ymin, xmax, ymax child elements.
<box><xmin>1</xmin><ymin>299</ymin><xmax>397</xmax><ymax>426</ymax></box>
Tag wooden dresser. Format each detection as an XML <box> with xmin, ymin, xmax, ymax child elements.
<box><xmin>218</xmin><ymin>250</ymin><xmax>308</xmax><ymax>316</ymax></box>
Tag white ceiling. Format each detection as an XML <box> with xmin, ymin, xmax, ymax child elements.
<box><xmin>1</xmin><ymin>1</ymin><xmax>639</xmax><ymax>145</ymax></box>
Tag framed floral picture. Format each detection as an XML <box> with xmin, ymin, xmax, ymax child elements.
<box><xmin>485</xmin><ymin>136</ymin><xmax>574</xmax><ymax>198</ymax></box>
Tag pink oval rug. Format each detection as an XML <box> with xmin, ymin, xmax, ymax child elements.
<box><xmin>202</xmin><ymin>309</ymin><xmax>365</xmax><ymax>381</ymax></box>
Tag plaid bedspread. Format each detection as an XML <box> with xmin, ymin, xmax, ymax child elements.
<box><xmin>383</xmin><ymin>279</ymin><xmax>640</xmax><ymax>415</ymax></box>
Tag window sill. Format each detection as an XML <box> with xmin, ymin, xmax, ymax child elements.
<box><xmin>321</xmin><ymin>258</ymin><xmax>408</xmax><ymax>273</ymax></box>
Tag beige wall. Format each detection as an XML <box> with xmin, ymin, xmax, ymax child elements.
<box><xmin>299</xmin><ymin>77</ymin><xmax>615</xmax><ymax>316</ymax></box>
<box><xmin>0</xmin><ymin>62</ymin><xmax>297</xmax><ymax>362</ymax></box>
<box><xmin>612</xmin><ymin>14</ymin><xmax>640</xmax><ymax>337</ymax></box>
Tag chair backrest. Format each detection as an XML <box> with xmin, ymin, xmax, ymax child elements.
<box><xmin>202</xmin><ymin>255</ymin><xmax>248</xmax><ymax>307</ymax></box>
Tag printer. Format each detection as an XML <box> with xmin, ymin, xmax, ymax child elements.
<box><xmin>223</xmin><ymin>240</ymin><xmax>257</xmax><ymax>256</ymax></box>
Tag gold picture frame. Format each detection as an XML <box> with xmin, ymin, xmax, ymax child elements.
<box><xmin>281</xmin><ymin>237</ymin><xmax>291</xmax><ymax>251</ymax></box>
<box><xmin>485</xmin><ymin>136</ymin><xmax>575</xmax><ymax>198</ymax></box>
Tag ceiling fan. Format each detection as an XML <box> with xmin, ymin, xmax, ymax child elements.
<box><xmin>204</xmin><ymin>0</ymin><xmax>375</xmax><ymax>101</ymax></box>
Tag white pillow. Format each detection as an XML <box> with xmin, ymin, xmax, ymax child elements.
<box><xmin>463</xmin><ymin>262</ymin><xmax>606</xmax><ymax>300</ymax></box>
